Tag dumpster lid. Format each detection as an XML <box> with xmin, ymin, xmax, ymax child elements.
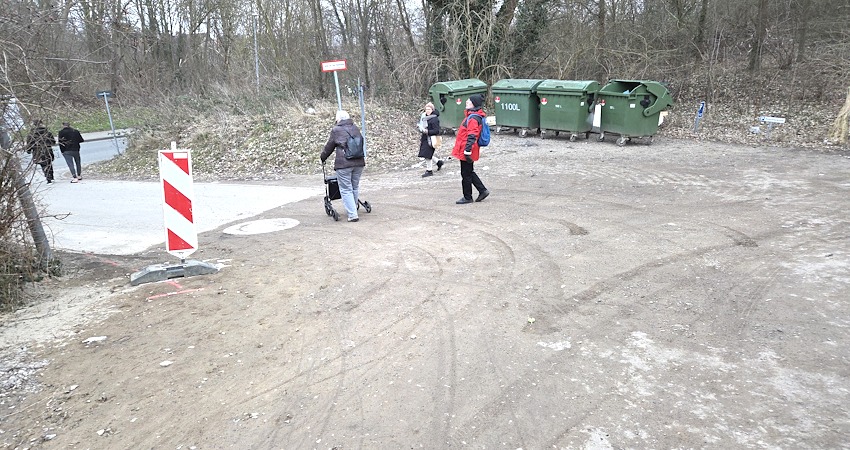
<box><xmin>429</xmin><ymin>78</ymin><xmax>487</xmax><ymax>94</ymax></box>
<box><xmin>600</xmin><ymin>79</ymin><xmax>668</xmax><ymax>93</ymax></box>
<box><xmin>600</xmin><ymin>80</ymin><xmax>674</xmax><ymax>112</ymax></box>
<box><xmin>640</xmin><ymin>81</ymin><xmax>673</xmax><ymax>107</ymax></box>
<box><xmin>491</xmin><ymin>79</ymin><xmax>544</xmax><ymax>91</ymax></box>
<box><xmin>536</xmin><ymin>80</ymin><xmax>600</xmax><ymax>93</ymax></box>
<box><xmin>606</xmin><ymin>80</ymin><xmax>673</xmax><ymax>108</ymax></box>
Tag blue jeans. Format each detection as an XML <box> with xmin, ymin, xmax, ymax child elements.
<box><xmin>336</xmin><ymin>166</ymin><xmax>364</xmax><ymax>220</ymax></box>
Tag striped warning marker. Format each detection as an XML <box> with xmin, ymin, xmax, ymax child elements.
<box><xmin>158</xmin><ymin>144</ymin><xmax>197</xmax><ymax>259</ymax></box>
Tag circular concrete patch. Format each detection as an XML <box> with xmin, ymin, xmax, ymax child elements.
<box><xmin>223</xmin><ymin>218</ymin><xmax>300</xmax><ymax>235</ymax></box>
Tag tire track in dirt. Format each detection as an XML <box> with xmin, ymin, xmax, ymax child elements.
<box><xmin>154</xmin><ymin>175</ymin><xmax>796</xmax><ymax>446</ymax></box>
<box><xmin>387</xmin><ymin>158</ymin><xmax>845</xmax><ymax>446</ymax></box>
<box><xmin>558</xmin><ymin>228</ymin><xmax>783</xmax><ymax>307</ymax></box>
<box><xmin>248</xmin><ymin>245</ymin><xmax>434</xmax><ymax>447</ymax></box>
<box><xmin>564</xmin><ymin>163</ymin><xmax>813</xmax><ymax>205</ymax></box>
<box><xmin>381</xmin><ymin>184</ymin><xmax>657</xmax><ymax>444</ymax></box>
<box><xmin>381</xmin><ymin>203</ymin><xmax>532</xmax><ymax>440</ymax></box>
<box><xmin>400</xmin><ymin>199</ymin><xmax>593</xmax><ymax>446</ymax></box>
<box><xmin>225</xmin><ymin>203</ymin><xmax>527</xmax><ymax>445</ymax></box>
<box><xmin>309</xmin><ymin>200</ymin><xmax>573</xmax><ymax>445</ymax></box>
<box><xmin>438</xmin><ymin>226</ymin><xmax>792</xmax><ymax>445</ymax></box>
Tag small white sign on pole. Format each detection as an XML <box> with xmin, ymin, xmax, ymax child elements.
<box><xmin>758</xmin><ymin>116</ymin><xmax>786</xmax><ymax>124</ymax></box>
<box><xmin>321</xmin><ymin>60</ymin><xmax>347</xmax><ymax>72</ymax></box>
<box><xmin>321</xmin><ymin>60</ymin><xmax>348</xmax><ymax>110</ymax></box>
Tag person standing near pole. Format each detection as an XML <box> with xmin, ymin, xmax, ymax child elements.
<box><xmin>25</xmin><ymin>120</ymin><xmax>56</xmax><ymax>184</ymax></box>
<box><xmin>451</xmin><ymin>94</ymin><xmax>490</xmax><ymax>204</ymax></box>
<box><xmin>58</xmin><ymin>121</ymin><xmax>85</xmax><ymax>182</ymax></box>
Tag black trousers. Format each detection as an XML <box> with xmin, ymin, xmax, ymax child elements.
<box><xmin>459</xmin><ymin>159</ymin><xmax>486</xmax><ymax>200</ymax></box>
<box><xmin>38</xmin><ymin>160</ymin><xmax>54</xmax><ymax>182</ymax></box>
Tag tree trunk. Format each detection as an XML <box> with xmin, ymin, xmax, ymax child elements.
<box><xmin>597</xmin><ymin>0</ymin><xmax>606</xmax><ymax>50</ymax></box>
<box><xmin>695</xmin><ymin>0</ymin><xmax>709</xmax><ymax>59</ymax></box>
<box><xmin>793</xmin><ymin>0</ymin><xmax>809</xmax><ymax>64</ymax></box>
<box><xmin>747</xmin><ymin>0</ymin><xmax>768</xmax><ymax>71</ymax></box>
<box><xmin>308</xmin><ymin>0</ymin><xmax>329</xmax><ymax>98</ymax></box>
<box><xmin>395</xmin><ymin>0</ymin><xmax>416</xmax><ymax>49</ymax></box>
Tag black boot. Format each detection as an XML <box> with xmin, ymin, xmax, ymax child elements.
<box><xmin>421</xmin><ymin>170</ymin><xmax>433</xmax><ymax>178</ymax></box>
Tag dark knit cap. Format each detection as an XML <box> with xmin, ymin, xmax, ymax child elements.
<box><xmin>469</xmin><ymin>94</ymin><xmax>484</xmax><ymax>109</ymax></box>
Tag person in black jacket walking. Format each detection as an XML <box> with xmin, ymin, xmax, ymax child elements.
<box><xmin>25</xmin><ymin>120</ymin><xmax>56</xmax><ymax>184</ymax></box>
<box><xmin>58</xmin><ymin>122</ymin><xmax>85</xmax><ymax>182</ymax></box>
<box><xmin>320</xmin><ymin>110</ymin><xmax>366</xmax><ymax>222</ymax></box>
<box><xmin>417</xmin><ymin>102</ymin><xmax>444</xmax><ymax>177</ymax></box>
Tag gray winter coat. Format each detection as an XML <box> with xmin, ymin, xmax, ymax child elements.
<box><xmin>320</xmin><ymin>118</ymin><xmax>366</xmax><ymax>170</ymax></box>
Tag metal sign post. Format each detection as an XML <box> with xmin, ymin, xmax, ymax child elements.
<box><xmin>358</xmin><ymin>78</ymin><xmax>367</xmax><ymax>156</ymax></box>
<box><xmin>694</xmin><ymin>101</ymin><xmax>705</xmax><ymax>132</ymax></box>
<box><xmin>96</xmin><ymin>90</ymin><xmax>121</xmax><ymax>155</ymax></box>
<box><xmin>758</xmin><ymin>116</ymin><xmax>786</xmax><ymax>139</ymax></box>
<box><xmin>321</xmin><ymin>60</ymin><xmax>347</xmax><ymax>110</ymax></box>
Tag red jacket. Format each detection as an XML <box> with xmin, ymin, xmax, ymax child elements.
<box><xmin>452</xmin><ymin>109</ymin><xmax>486</xmax><ymax>162</ymax></box>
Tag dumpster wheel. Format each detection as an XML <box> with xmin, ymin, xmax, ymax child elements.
<box><xmin>598</xmin><ymin>132</ymin><xmax>605</xmax><ymax>142</ymax></box>
<box><xmin>616</xmin><ymin>136</ymin><xmax>629</xmax><ymax>146</ymax></box>
<box><xmin>519</xmin><ymin>128</ymin><xmax>529</xmax><ymax>138</ymax></box>
<box><xmin>569</xmin><ymin>133</ymin><xmax>577</xmax><ymax>142</ymax></box>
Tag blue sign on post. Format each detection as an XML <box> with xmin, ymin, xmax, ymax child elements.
<box><xmin>693</xmin><ymin>101</ymin><xmax>705</xmax><ymax>132</ymax></box>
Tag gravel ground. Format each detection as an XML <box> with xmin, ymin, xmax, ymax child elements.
<box><xmin>2</xmin><ymin>128</ymin><xmax>849</xmax><ymax>448</ymax></box>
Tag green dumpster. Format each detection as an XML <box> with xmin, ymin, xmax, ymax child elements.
<box><xmin>428</xmin><ymin>79</ymin><xmax>488</xmax><ymax>131</ymax></box>
<box><xmin>491</xmin><ymin>79</ymin><xmax>544</xmax><ymax>137</ymax></box>
<box><xmin>597</xmin><ymin>80</ymin><xmax>673</xmax><ymax>146</ymax></box>
<box><xmin>536</xmin><ymin>80</ymin><xmax>600</xmax><ymax>141</ymax></box>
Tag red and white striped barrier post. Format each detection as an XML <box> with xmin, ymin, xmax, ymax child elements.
<box><xmin>159</xmin><ymin>143</ymin><xmax>197</xmax><ymax>259</ymax></box>
<box><xmin>130</xmin><ymin>142</ymin><xmax>218</xmax><ymax>285</ymax></box>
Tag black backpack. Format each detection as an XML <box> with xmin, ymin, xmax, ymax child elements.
<box><xmin>343</xmin><ymin>130</ymin><xmax>364</xmax><ymax>160</ymax></box>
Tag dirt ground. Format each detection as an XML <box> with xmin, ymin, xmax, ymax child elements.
<box><xmin>1</xmin><ymin>132</ymin><xmax>849</xmax><ymax>449</ymax></box>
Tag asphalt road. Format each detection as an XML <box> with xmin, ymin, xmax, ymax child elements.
<box><xmin>26</xmin><ymin>130</ymin><xmax>319</xmax><ymax>255</ymax></box>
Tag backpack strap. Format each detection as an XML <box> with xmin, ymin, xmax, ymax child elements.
<box><xmin>463</xmin><ymin>113</ymin><xmax>483</xmax><ymax>128</ymax></box>
<box><xmin>342</xmin><ymin>129</ymin><xmax>353</xmax><ymax>147</ymax></box>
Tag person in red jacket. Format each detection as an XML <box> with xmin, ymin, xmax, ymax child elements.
<box><xmin>451</xmin><ymin>94</ymin><xmax>490</xmax><ymax>204</ymax></box>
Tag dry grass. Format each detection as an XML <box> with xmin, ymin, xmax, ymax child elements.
<box><xmin>86</xmin><ymin>92</ymin><xmax>849</xmax><ymax>183</ymax></box>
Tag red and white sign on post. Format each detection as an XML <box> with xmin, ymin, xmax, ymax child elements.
<box><xmin>130</xmin><ymin>142</ymin><xmax>217</xmax><ymax>285</ymax></box>
<box><xmin>158</xmin><ymin>143</ymin><xmax>197</xmax><ymax>260</ymax></box>
<box><xmin>321</xmin><ymin>59</ymin><xmax>347</xmax><ymax>110</ymax></box>
<box><xmin>321</xmin><ymin>60</ymin><xmax>347</xmax><ymax>72</ymax></box>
